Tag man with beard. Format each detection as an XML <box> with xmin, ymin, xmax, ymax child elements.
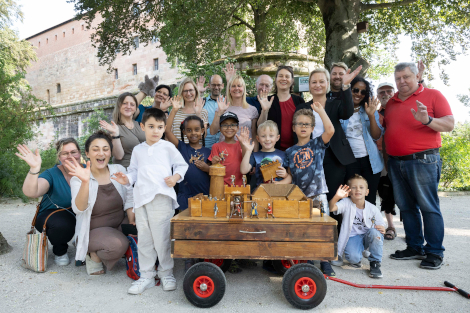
<box><xmin>328</xmin><ymin>62</ymin><xmax>349</xmax><ymax>100</ymax></box>
<box><xmin>197</xmin><ymin>74</ymin><xmax>224</xmax><ymax>148</ymax></box>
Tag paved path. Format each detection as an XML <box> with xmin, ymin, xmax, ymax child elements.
<box><xmin>1</xmin><ymin>196</ymin><xmax>469</xmax><ymax>312</ymax></box>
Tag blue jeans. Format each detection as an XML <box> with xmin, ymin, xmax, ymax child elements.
<box><xmin>388</xmin><ymin>154</ymin><xmax>444</xmax><ymax>257</ymax></box>
<box><xmin>344</xmin><ymin>228</ymin><xmax>384</xmax><ymax>263</ymax></box>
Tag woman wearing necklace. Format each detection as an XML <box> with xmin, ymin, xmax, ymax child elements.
<box><xmin>99</xmin><ymin>92</ymin><xmax>146</xmax><ymax>168</ymax></box>
<box><xmin>340</xmin><ymin>76</ymin><xmax>383</xmax><ymax>205</ymax></box>
<box><xmin>16</xmin><ymin>138</ymin><xmax>84</xmax><ymax>267</ymax></box>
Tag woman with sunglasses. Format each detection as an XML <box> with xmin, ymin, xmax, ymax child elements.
<box><xmin>16</xmin><ymin>138</ymin><xmax>84</xmax><ymax>267</ymax></box>
<box><xmin>340</xmin><ymin>76</ymin><xmax>384</xmax><ymax>205</ymax></box>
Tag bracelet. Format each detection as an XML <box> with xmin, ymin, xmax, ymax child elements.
<box><xmin>112</xmin><ymin>135</ymin><xmax>121</xmax><ymax>139</ymax></box>
<box><xmin>29</xmin><ymin>169</ymin><xmax>40</xmax><ymax>175</ymax></box>
<box><xmin>422</xmin><ymin>116</ymin><xmax>433</xmax><ymax>126</ymax></box>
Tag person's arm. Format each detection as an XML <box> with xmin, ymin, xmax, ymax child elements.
<box><xmin>210</xmin><ymin>96</ymin><xmax>229</xmax><ymax>135</ymax></box>
<box><xmin>411</xmin><ymin>101</ymin><xmax>454</xmax><ymax>132</ymax></box>
<box><xmin>135</xmin><ymin>92</ymin><xmax>146</xmax><ymax>105</ymax></box>
<box><xmin>222</xmin><ymin>63</ymin><xmax>237</xmax><ymax>84</ymax></box>
<box><xmin>237</xmin><ymin>127</ymin><xmax>254</xmax><ymax>174</ymax></box>
<box><xmin>337</xmin><ymin>66</ymin><xmax>362</xmax><ymax>120</ymax></box>
<box><xmin>364</xmin><ymin>97</ymin><xmax>382</xmax><ymax>140</ymax></box>
<box><xmin>312</xmin><ymin>102</ymin><xmax>334</xmax><ymax>144</ymax></box>
<box><xmin>16</xmin><ymin>144</ymin><xmax>51</xmax><ymax>198</ymax></box>
<box><xmin>328</xmin><ymin>185</ymin><xmax>350</xmax><ymax>213</ymax></box>
<box><xmin>64</xmin><ymin>159</ymin><xmax>92</xmax><ymax>212</ymax></box>
<box><xmin>417</xmin><ymin>60</ymin><xmax>428</xmax><ymax>88</ymax></box>
<box><xmin>99</xmin><ymin>120</ymin><xmax>125</xmax><ymax>160</ymax></box>
<box><xmin>256</xmin><ymin>91</ymin><xmax>274</xmax><ymax>126</ymax></box>
<box><xmin>251</xmin><ymin>118</ymin><xmax>259</xmax><ymax>152</ymax></box>
<box><xmin>165</xmin><ymin>96</ymin><xmax>183</xmax><ymax>147</ymax></box>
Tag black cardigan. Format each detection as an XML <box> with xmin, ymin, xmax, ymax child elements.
<box><xmin>267</xmin><ymin>94</ymin><xmax>305</xmax><ymax>150</ymax></box>
<box><xmin>296</xmin><ymin>88</ymin><xmax>356</xmax><ymax>166</ymax></box>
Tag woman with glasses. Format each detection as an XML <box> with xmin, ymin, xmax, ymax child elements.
<box><xmin>99</xmin><ymin>92</ymin><xmax>146</xmax><ymax>168</ymax></box>
<box><xmin>340</xmin><ymin>76</ymin><xmax>384</xmax><ymax>205</ymax></box>
<box><xmin>210</xmin><ymin>75</ymin><xmax>259</xmax><ymax>149</ymax></box>
<box><xmin>16</xmin><ymin>138</ymin><xmax>84</xmax><ymax>267</ymax></box>
<box><xmin>170</xmin><ymin>77</ymin><xmax>209</xmax><ymax>145</ymax></box>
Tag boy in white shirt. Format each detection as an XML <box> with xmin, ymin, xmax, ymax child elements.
<box><xmin>329</xmin><ymin>174</ymin><xmax>386</xmax><ymax>278</ymax></box>
<box><xmin>113</xmin><ymin>108</ymin><xmax>188</xmax><ymax>294</ymax></box>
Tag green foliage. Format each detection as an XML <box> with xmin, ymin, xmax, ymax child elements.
<box><xmin>77</xmin><ymin>108</ymin><xmax>111</xmax><ymax>155</ymax></box>
<box><xmin>0</xmin><ymin>0</ymin><xmax>23</xmax><ymax>28</ymax></box>
<box><xmin>457</xmin><ymin>88</ymin><xmax>470</xmax><ymax>110</ymax></box>
<box><xmin>439</xmin><ymin>122</ymin><xmax>470</xmax><ymax>190</ymax></box>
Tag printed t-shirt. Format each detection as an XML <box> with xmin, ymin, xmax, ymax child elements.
<box><xmin>38</xmin><ymin>165</ymin><xmax>74</xmax><ymax>215</ymax></box>
<box><xmin>249</xmin><ymin>150</ymin><xmax>286</xmax><ymax>186</ymax></box>
<box><xmin>177</xmin><ymin>141</ymin><xmax>211</xmax><ymax>210</ymax></box>
<box><xmin>208</xmin><ymin>141</ymin><xmax>243</xmax><ymax>186</ymax></box>
<box><xmin>171</xmin><ymin>108</ymin><xmax>209</xmax><ymax>145</ymax></box>
<box><xmin>383</xmin><ymin>85</ymin><xmax>453</xmax><ymax>156</ymax></box>
<box><xmin>346</xmin><ymin>112</ymin><xmax>368</xmax><ymax>158</ymax></box>
<box><xmin>279</xmin><ymin>97</ymin><xmax>296</xmax><ymax>150</ymax></box>
<box><xmin>283</xmin><ymin>137</ymin><xmax>329</xmax><ymax>197</ymax></box>
<box><xmin>349</xmin><ymin>208</ymin><xmax>368</xmax><ymax>237</ymax></box>
<box><xmin>218</xmin><ymin>105</ymin><xmax>259</xmax><ymax>142</ymax></box>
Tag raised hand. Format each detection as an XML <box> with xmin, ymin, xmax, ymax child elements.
<box><xmin>276</xmin><ymin>166</ymin><xmax>287</xmax><ymax>178</ymax></box>
<box><xmin>170</xmin><ymin>95</ymin><xmax>183</xmax><ymax>110</ymax></box>
<box><xmin>364</xmin><ymin>97</ymin><xmax>380</xmax><ymax>116</ymax></box>
<box><xmin>336</xmin><ymin>184</ymin><xmax>351</xmax><ymax>199</ymax></box>
<box><xmin>194</xmin><ymin>97</ymin><xmax>205</xmax><ymax>116</ymax></box>
<box><xmin>223</xmin><ymin>63</ymin><xmax>237</xmax><ymax>82</ymax></box>
<box><xmin>257</xmin><ymin>90</ymin><xmax>274</xmax><ymax>111</ymax></box>
<box><xmin>164</xmin><ymin>175</ymin><xmax>179</xmax><ymax>187</ymax></box>
<box><xmin>411</xmin><ymin>100</ymin><xmax>430</xmax><ymax>124</ymax></box>
<box><xmin>64</xmin><ymin>158</ymin><xmax>91</xmax><ymax>183</ymax></box>
<box><xmin>99</xmin><ymin>120</ymin><xmax>119</xmax><ymax>137</ymax></box>
<box><xmin>196</xmin><ymin>76</ymin><xmax>209</xmax><ymax>94</ymax></box>
<box><xmin>111</xmin><ymin>171</ymin><xmax>129</xmax><ymax>185</ymax></box>
<box><xmin>417</xmin><ymin>60</ymin><xmax>426</xmax><ymax>82</ymax></box>
<box><xmin>16</xmin><ymin>144</ymin><xmax>42</xmax><ymax>170</ymax></box>
<box><xmin>236</xmin><ymin>126</ymin><xmax>254</xmax><ymax>151</ymax></box>
<box><xmin>160</xmin><ymin>97</ymin><xmax>172</xmax><ymax>111</ymax></box>
<box><xmin>342</xmin><ymin>65</ymin><xmax>363</xmax><ymax>86</ymax></box>
<box><xmin>310</xmin><ymin>102</ymin><xmax>325</xmax><ymax>114</ymax></box>
<box><xmin>138</xmin><ymin>74</ymin><xmax>159</xmax><ymax>98</ymax></box>
<box><xmin>217</xmin><ymin>95</ymin><xmax>230</xmax><ymax>114</ymax></box>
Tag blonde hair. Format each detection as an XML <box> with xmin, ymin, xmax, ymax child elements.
<box><xmin>226</xmin><ymin>75</ymin><xmax>249</xmax><ymax>109</ymax></box>
<box><xmin>309</xmin><ymin>68</ymin><xmax>331</xmax><ymax>93</ymax></box>
<box><xmin>112</xmin><ymin>92</ymin><xmax>139</xmax><ymax>125</ymax></box>
<box><xmin>257</xmin><ymin>120</ymin><xmax>279</xmax><ymax>135</ymax></box>
<box><xmin>330</xmin><ymin>62</ymin><xmax>349</xmax><ymax>73</ymax></box>
<box><xmin>347</xmin><ymin>174</ymin><xmax>369</xmax><ymax>188</ymax></box>
<box><xmin>55</xmin><ymin>137</ymin><xmax>80</xmax><ymax>163</ymax></box>
<box><xmin>177</xmin><ymin>77</ymin><xmax>200</xmax><ymax>106</ymax></box>
<box><xmin>292</xmin><ymin>108</ymin><xmax>315</xmax><ymax>127</ymax></box>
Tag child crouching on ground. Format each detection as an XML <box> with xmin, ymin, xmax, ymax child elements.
<box><xmin>112</xmin><ymin>108</ymin><xmax>188</xmax><ymax>294</ymax></box>
<box><xmin>329</xmin><ymin>174</ymin><xmax>386</xmax><ymax>278</ymax></box>
<box><xmin>278</xmin><ymin>105</ymin><xmax>335</xmax><ymax>276</ymax></box>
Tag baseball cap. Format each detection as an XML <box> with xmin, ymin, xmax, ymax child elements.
<box><xmin>219</xmin><ymin>111</ymin><xmax>239</xmax><ymax>125</ymax></box>
<box><xmin>377</xmin><ymin>82</ymin><xmax>395</xmax><ymax>90</ymax></box>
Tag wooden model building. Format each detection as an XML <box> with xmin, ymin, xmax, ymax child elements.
<box><xmin>260</xmin><ymin>160</ymin><xmax>281</xmax><ymax>182</ymax></box>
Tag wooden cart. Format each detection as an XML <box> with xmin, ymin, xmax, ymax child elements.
<box><xmin>171</xmin><ymin>183</ymin><xmax>338</xmax><ymax>309</ymax></box>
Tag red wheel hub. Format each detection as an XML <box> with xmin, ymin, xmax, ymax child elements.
<box><xmin>204</xmin><ymin>259</ymin><xmax>224</xmax><ymax>267</ymax></box>
<box><xmin>193</xmin><ymin>276</ymin><xmax>215</xmax><ymax>298</ymax></box>
<box><xmin>294</xmin><ymin>277</ymin><xmax>317</xmax><ymax>299</ymax></box>
<box><xmin>281</xmin><ymin>260</ymin><xmax>307</xmax><ymax>269</ymax></box>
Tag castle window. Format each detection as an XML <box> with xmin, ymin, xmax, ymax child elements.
<box><xmin>115</xmin><ymin>69</ymin><xmax>118</xmax><ymax>79</ymax></box>
<box><xmin>57</xmin><ymin>84</ymin><xmax>61</xmax><ymax>93</ymax></box>
<box><xmin>154</xmin><ymin>58</ymin><xmax>159</xmax><ymax>71</ymax></box>
<box><xmin>134</xmin><ymin>36</ymin><xmax>139</xmax><ymax>49</ymax></box>
<box><xmin>72</xmin><ymin>28</ymin><xmax>74</xmax><ymax>34</ymax></box>
<box><xmin>133</xmin><ymin>64</ymin><xmax>137</xmax><ymax>75</ymax></box>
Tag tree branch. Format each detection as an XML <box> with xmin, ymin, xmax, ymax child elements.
<box><xmin>233</xmin><ymin>14</ymin><xmax>254</xmax><ymax>31</ymax></box>
<box><xmin>361</xmin><ymin>0</ymin><xmax>419</xmax><ymax>12</ymax></box>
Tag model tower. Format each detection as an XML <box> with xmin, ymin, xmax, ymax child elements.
<box><xmin>209</xmin><ymin>162</ymin><xmax>225</xmax><ymax>200</ymax></box>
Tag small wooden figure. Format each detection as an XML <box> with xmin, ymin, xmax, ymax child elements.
<box><xmin>230</xmin><ymin>196</ymin><xmax>243</xmax><ymax>218</ymax></box>
<box><xmin>230</xmin><ymin>175</ymin><xmax>236</xmax><ymax>187</ymax></box>
<box><xmin>250</xmin><ymin>202</ymin><xmax>259</xmax><ymax>219</ymax></box>
<box><xmin>265</xmin><ymin>202</ymin><xmax>275</xmax><ymax>218</ymax></box>
<box><xmin>242</xmin><ymin>175</ymin><xmax>247</xmax><ymax>187</ymax></box>
<box><xmin>219</xmin><ymin>150</ymin><xmax>228</xmax><ymax>162</ymax></box>
<box><xmin>213</xmin><ymin>203</ymin><xmax>219</xmax><ymax>219</ymax></box>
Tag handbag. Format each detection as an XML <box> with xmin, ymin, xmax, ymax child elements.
<box><xmin>21</xmin><ymin>204</ymin><xmax>67</xmax><ymax>272</ymax></box>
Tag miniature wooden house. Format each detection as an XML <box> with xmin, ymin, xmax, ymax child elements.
<box><xmin>260</xmin><ymin>160</ymin><xmax>281</xmax><ymax>182</ymax></box>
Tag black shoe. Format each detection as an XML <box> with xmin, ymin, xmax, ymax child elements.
<box><xmin>420</xmin><ymin>254</ymin><xmax>443</xmax><ymax>270</ymax></box>
<box><xmin>320</xmin><ymin>261</ymin><xmax>336</xmax><ymax>277</ymax></box>
<box><xmin>390</xmin><ymin>247</ymin><xmax>426</xmax><ymax>260</ymax></box>
<box><xmin>369</xmin><ymin>261</ymin><xmax>383</xmax><ymax>278</ymax></box>
<box><xmin>184</xmin><ymin>259</ymin><xmax>195</xmax><ymax>273</ymax></box>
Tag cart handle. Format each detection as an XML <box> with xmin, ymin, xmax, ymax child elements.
<box><xmin>239</xmin><ymin>230</ymin><xmax>266</xmax><ymax>234</ymax></box>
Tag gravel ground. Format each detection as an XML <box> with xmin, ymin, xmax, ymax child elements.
<box><xmin>1</xmin><ymin>196</ymin><xmax>469</xmax><ymax>313</ymax></box>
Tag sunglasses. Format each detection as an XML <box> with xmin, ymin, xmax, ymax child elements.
<box><xmin>352</xmin><ymin>88</ymin><xmax>367</xmax><ymax>96</ymax></box>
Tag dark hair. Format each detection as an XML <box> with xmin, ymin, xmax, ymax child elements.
<box><xmin>180</xmin><ymin>115</ymin><xmax>206</xmax><ymax>146</ymax></box>
<box><xmin>142</xmin><ymin>107</ymin><xmax>167</xmax><ymax>125</ymax></box>
<box><xmin>155</xmin><ymin>84</ymin><xmax>172</xmax><ymax>98</ymax></box>
<box><xmin>347</xmin><ymin>173</ymin><xmax>369</xmax><ymax>188</ymax></box>
<box><xmin>273</xmin><ymin>65</ymin><xmax>295</xmax><ymax>94</ymax></box>
<box><xmin>85</xmin><ymin>130</ymin><xmax>113</xmax><ymax>153</ymax></box>
<box><xmin>55</xmin><ymin>137</ymin><xmax>80</xmax><ymax>153</ymax></box>
<box><xmin>351</xmin><ymin>76</ymin><xmax>374</xmax><ymax>107</ymax></box>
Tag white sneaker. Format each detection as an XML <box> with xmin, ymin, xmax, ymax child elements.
<box><xmin>161</xmin><ymin>274</ymin><xmax>177</xmax><ymax>291</ymax></box>
<box><xmin>127</xmin><ymin>277</ymin><xmax>155</xmax><ymax>295</ymax></box>
<box><xmin>363</xmin><ymin>250</ymin><xmax>371</xmax><ymax>258</ymax></box>
<box><xmin>55</xmin><ymin>254</ymin><xmax>70</xmax><ymax>266</ymax></box>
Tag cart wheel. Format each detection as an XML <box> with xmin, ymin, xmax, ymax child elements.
<box><xmin>272</xmin><ymin>260</ymin><xmax>307</xmax><ymax>275</ymax></box>
<box><xmin>204</xmin><ymin>259</ymin><xmax>232</xmax><ymax>273</ymax></box>
<box><xmin>282</xmin><ymin>263</ymin><xmax>327</xmax><ymax>310</ymax></box>
<box><xmin>183</xmin><ymin>262</ymin><xmax>226</xmax><ymax>308</ymax></box>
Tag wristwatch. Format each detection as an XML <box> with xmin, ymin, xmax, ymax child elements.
<box><xmin>422</xmin><ymin>116</ymin><xmax>433</xmax><ymax>125</ymax></box>
<box><xmin>112</xmin><ymin>135</ymin><xmax>121</xmax><ymax>139</ymax></box>
<box><xmin>342</xmin><ymin>84</ymin><xmax>351</xmax><ymax>91</ymax></box>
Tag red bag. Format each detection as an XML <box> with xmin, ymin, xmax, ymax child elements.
<box><xmin>125</xmin><ymin>236</ymin><xmax>140</xmax><ymax>280</ymax></box>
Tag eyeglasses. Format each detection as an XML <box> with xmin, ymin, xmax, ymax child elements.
<box><xmin>221</xmin><ymin>123</ymin><xmax>239</xmax><ymax>129</ymax></box>
<box><xmin>59</xmin><ymin>150</ymin><xmax>81</xmax><ymax>158</ymax></box>
<box><xmin>352</xmin><ymin>88</ymin><xmax>367</xmax><ymax>96</ymax></box>
<box><xmin>294</xmin><ymin>123</ymin><xmax>313</xmax><ymax>128</ymax></box>
<box><xmin>182</xmin><ymin>89</ymin><xmax>195</xmax><ymax>94</ymax></box>
<box><xmin>211</xmin><ymin>84</ymin><xmax>223</xmax><ymax>88</ymax></box>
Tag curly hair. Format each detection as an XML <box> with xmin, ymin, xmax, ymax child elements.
<box><xmin>180</xmin><ymin>115</ymin><xmax>206</xmax><ymax>147</ymax></box>
<box><xmin>351</xmin><ymin>76</ymin><xmax>374</xmax><ymax>107</ymax></box>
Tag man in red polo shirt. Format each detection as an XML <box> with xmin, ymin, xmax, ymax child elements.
<box><xmin>383</xmin><ymin>62</ymin><xmax>454</xmax><ymax>270</ymax></box>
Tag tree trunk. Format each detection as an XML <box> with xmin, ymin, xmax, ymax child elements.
<box><xmin>318</xmin><ymin>0</ymin><xmax>369</xmax><ymax>72</ymax></box>
<box><xmin>253</xmin><ymin>7</ymin><xmax>268</xmax><ymax>52</ymax></box>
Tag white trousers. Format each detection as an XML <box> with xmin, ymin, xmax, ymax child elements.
<box><xmin>135</xmin><ymin>194</ymin><xmax>174</xmax><ymax>279</ymax></box>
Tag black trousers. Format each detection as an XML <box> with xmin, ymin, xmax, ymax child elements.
<box><xmin>345</xmin><ymin>155</ymin><xmax>381</xmax><ymax>206</ymax></box>
<box><xmin>377</xmin><ymin>174</ymin><xmax>396</xmax><ymax>215</ymax></box>
<box><xmin>35</xmin><ymin>208</ymin><xmax>76</xmax><ymax>256</ymax></box>
<box><xmin>323</xmin><ymin>148</ymin><xmax>347</xmax><ymax>231</ymax></box>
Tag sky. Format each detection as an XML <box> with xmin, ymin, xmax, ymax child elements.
<box><xmin>11</xmin><ymin>0</ymin><xmax>470</xmax><ymax>123</ymax></box>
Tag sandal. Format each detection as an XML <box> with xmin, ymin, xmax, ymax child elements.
<box><xmin>86</xmin><ymin>254</ymin><xmax>105</xmax><ymax>275</ymax></box>
<box><xmin>384</xmin><ymin>227</ymin><xmax>397</xmax><ymax>240</ymax></box>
